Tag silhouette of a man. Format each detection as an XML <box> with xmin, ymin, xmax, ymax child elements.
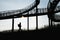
<box><xmin>18</xmin><ymin>22</ymin><xmax>21</xmax><ymax>31</ymax></box>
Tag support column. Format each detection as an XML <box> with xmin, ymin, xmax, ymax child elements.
<box><xmin>49</xmin><ymin>18</ymin><xmax>51</xmax><ymax>27</ymax></box>
<box><xmin>12</xmin><ymin>18</ymin><xmax>14</xmax><ymax>32</ymax></box>
<box><xmin>51</xmin><ymin>19</ymin><xmax>53</xmax><ymax>27</ymax></box>
<box><xmin>36</xmin><ymin>6</ymin><xmax>38</xmax><ymax>30</ymax></box>
<box><xmin>36</xmin><ymin>15</ymin><xmax>38</xmax><ymax>30</ymax></box>
<box><xmin>49</xmin><ymin>18</ymin><xmax>53</xmax><ymax>27</ymax></box>
<box><xmin>27</xmin><ymin>12</ymin><xmax>29</xmax><ymax>31</ymax></box>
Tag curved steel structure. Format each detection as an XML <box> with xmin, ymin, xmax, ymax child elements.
<box><xmin>0</xmin><ymin>0</ymin><xmax>40</xmax><ymax>19</ymax></box>
<box><xmin>0</xmin><ymin>0</ymin><xmax>60</xmax><ymax>22</ymax></box>
<box><xmin>47</xmin><ymin>0</ymin><xmax>60</xmax><ymax>22</ymax></box>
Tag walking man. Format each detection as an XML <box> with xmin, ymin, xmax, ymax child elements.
<box><xmin>18</xmin><ymin>22</ymin><xmax>21</xmax><ymax>31</ymax></box>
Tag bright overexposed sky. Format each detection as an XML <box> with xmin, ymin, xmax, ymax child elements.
<box><xmin>0</xmin><ymin>0</ymin><xmax>49</xmax><ymax>31</ymax></box>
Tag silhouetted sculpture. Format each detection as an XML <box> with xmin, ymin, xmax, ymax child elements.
<box><xmin>18</xmin><ymin>22</ymin><xmax>21</xmax><ymax>31</ymax></box>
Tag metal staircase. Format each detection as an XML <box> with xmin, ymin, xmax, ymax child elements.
<box><xmin>0</xmin><ymin>6</ymin><xmax>60</xmax><ymax>20</ymax></box>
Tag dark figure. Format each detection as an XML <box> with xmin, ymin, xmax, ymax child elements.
<box><xmin>18</xmin><ymin>22</ymin><xmax>21</xmax><ymax>31</ymax></box>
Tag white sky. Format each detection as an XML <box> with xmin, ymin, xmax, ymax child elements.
<box><xmin>0</xmin><ymin>0</ymin><xmax>49</xmax><ymax>31</ymax></box>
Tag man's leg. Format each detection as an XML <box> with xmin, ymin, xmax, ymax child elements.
<box><xmin>19</xmin><ymin>27</ymin><xmax>21</xmax><ymax>31</ymax></box>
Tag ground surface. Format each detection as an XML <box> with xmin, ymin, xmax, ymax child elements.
<box><xmin>0</xmin><ymin>25</ymin><xmax>60</xmax><ymax>40</ymax></box>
